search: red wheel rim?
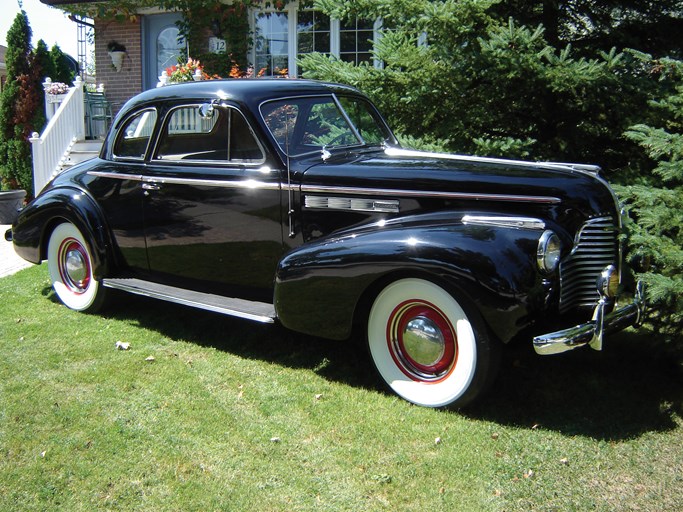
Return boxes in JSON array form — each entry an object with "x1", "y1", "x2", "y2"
[
  {"x1": 57, "y1": 237, "x2": 91, "y2": 294},
  {"x1": 386, "y1": 299, "x2": 458, "y2": 382}
]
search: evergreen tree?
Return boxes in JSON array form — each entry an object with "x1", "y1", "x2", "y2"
[
  {"x1": 491, "y1": 0, "x2": 683, "y2": 58},
  {"x1": 32, "y1": 40, "x2": 52, "y2": 133},
  {"x1": 0, "y1": 10, "x2": 34, "y2": 192},
  {"x1": 301, "y1": 0, "x2": 655, "y2": 175},
  {"x1": 615, "y1": 58, "x2": 683, "y2": 345},
  {"x1": 50, "y1": 44, "x2": 76, "y2": 85},
  {"x1": 34, "y1": 40, "x2": 55, "y2": 83}
]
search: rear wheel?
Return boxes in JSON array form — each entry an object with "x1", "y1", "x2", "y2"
[
  {"x1": 47, "y1": 222, "x2": 107, "y2": 312},
  {"x1": 367, "y1": 278, "x2": 498, "y2": 408}
]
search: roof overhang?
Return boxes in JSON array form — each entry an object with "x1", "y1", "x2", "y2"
[{"x1": 40, "y1": 1, "x2": 97, "y2": 5}]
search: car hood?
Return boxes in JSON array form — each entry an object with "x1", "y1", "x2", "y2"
[{"x1": 298, "y1": 146, "x2": 619, "y2": 232}]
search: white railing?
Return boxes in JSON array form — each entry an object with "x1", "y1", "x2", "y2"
[{"x1": 30, "y1": 76, "x2": 85, "y2": 196}]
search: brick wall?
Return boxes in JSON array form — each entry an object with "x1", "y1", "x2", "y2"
[{"x1": 94, "y1": 18, "x2": 143, "y2": 115}]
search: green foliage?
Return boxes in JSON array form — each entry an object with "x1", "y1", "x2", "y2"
[
  {"x1": 615, "y1": 59, "x2": 683, "y2": 344},
  {"x1": 0, "y1": 11, "x2": 36, "y2": 192},
  {"x1": 33, "y1": 40, "x2": 55, "y2": 84},
  {"x1": 31, "y1": 40, "x2": 51, "y2": 133},
  {"x1": 50, "y1": 44, "x2": 76, "y2": 85},
  {"x1": 491, "y1": 1, "x2": 683, "y2": 58},
  {"x1": 301, "y1": 2, "x2": 655, "y2": 173}
]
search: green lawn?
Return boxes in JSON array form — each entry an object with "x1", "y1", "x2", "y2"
[{"x1": 1, "y1": 265, "x2": 681, "y2": 511}]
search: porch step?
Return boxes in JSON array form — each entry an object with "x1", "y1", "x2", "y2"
[
  {"x1": 61, "y1": 140, "x2": 103, "y2": 169},
  {"x1": 102, "y1": 277, "x2": 276, "y2": 323}
]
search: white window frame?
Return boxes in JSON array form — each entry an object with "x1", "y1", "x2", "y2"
[{"x1": 249, "y1": 3, "x2": 382, "y2": 77}]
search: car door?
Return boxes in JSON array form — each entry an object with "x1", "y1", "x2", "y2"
[
  {"x1": 142, "y1": 102, "x2": 284, "y2": 299},
  {"x1": 89, "y1": 107, "x2": 158, "y2": 273}
]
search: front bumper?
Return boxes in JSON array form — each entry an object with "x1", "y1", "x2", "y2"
[{"x1": 533, "y1": 282, "x2": 645, "y2": 355}]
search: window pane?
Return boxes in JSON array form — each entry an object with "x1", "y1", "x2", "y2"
[
  {"x1": 297, "y1": 10, "x2": 330, "y2": 60},
  {"x1": 339, "y1": 17, "x2": 374, "y2": 65},
  {"x1": 254, "y1": 12, "x2": 289, "y2": 75},
  {"x1": 155, "y1": 106, "x2": 263, "y2": 163},
  {"x1": 261, "y1": 103, "x2": 299, "y2": 148},
  {"x1": 229, "y1": 111, "x2": 264, "y2": 162},
  {"x1": 340, "y1": 32, "x2": 356, "y2": 53},
  {"x1": 261, "y1": 97, "x2": 384, "y2": 156},
  {"x1": 337, "y1": 96, "x2": 389, "y2": 144},
  {"x1": 157, "y1": 27, "x2": 185, "y2": 77},
  {"x1": 114, "y1": 109, "x2": 157, "y2": 159}
]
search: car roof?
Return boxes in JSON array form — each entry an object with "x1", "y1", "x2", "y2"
[{"x1": 117, "y1": 79, "x2": 362, "y2": 119}]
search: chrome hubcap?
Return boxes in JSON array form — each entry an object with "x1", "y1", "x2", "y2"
[
  {"x1": 65, "y1": 249, "x2": 87, "y2": 286},
  {"x1": 402, "y1": 316, "x2": 446, "y2": 367},
  {"x1": 58, "y1": 238, "x2": 90, "y2": 293},
  {"x1": 388, "y1": 300, "x2": 457, "y2": 382}
]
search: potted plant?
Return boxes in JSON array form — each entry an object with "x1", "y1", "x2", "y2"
[
  {"x1": 107, "y1": 41, "x2": 127, "y2": 72},
  {"x1": 0, "y1": 182, "x2": 26, "y2": 224}
]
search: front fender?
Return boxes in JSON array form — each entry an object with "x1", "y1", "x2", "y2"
[
  {"x1": 12, "y1": 186, "x2": 112, "y2": 278},
  {"x1": 275, "y1": 217, "x2": 549, "y2": 342}
]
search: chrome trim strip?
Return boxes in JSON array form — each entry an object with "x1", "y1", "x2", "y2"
[
  {"x1": 385, "y1": 146, "x2": 582, "y2": 173},
  {"x1": 89, "y1": 173, "x2": 558, "y2": 203},
  {"x1": 304, "y1": 195, "x2": 399, "y2": 213},
  {"x1": 87, "y1": 171, "x2": 280, "y2": 190},
  {"x1": 301, "y1": 184, "x2": 560, "y2": 204},
  {"x1": 462, "y1": 215, "x2": 545, "y2": 230},
  {"x1": 87, "y1": 171, "x2": 143, "y2": 181},
  {"x1": 141, "y1": 175, "x2": 280, "y2": 191}
]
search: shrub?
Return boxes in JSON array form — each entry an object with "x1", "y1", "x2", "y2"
[{"x1": 615, "y1": 58, "x2": 683, "y2": 345}]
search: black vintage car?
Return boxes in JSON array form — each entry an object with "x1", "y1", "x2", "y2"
[{"x1": 7, "y1": 79, "x2": 645, "y2": 408}]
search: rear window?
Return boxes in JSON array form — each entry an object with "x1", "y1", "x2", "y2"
[{"x1": 113, "y1": 109, "x2": 157, "y2": 160}]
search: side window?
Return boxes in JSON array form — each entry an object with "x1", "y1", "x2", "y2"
[
  {"x1": 113, "y1": 109, "x2": 157, "y2": 159},
  {"x1": 262, "y1": 103, "x2": 299, "y2": 148},
  {"x1": 155, "y1": 105, "x2": 264, "y2": 164},
  {"x1": 302, "y1": 102, "x2": 357, "y2": 146},
  {"x1": 337, "y1": 96, "x2": 385, "y2": 144}
]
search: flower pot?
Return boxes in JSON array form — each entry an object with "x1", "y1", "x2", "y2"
[
  {"x1": 0, "y1": 190, "x2": 27, "y2": 224},
  {"x1": 47, "y1": 93, "x2": 67, "y2": 104},
  {"x1": 109, "y1": 51, "x2": 126, "y2": 72}
]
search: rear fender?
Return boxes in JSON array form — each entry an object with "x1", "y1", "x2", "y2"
[
  {"x1": 275, "y1": 217, "x2": 548, "y2": 342},
  {"x1": 12, "y1": 187, "x2": 113, "y2": 278}
]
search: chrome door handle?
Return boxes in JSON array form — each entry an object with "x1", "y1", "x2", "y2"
[{"x1": 142, "y1": 182, "x2": 161, "y2": 191}]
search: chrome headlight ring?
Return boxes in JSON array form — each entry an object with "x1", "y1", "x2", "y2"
[{"x1": 537, "y1": 230, "x2": 561, "y2": 274}]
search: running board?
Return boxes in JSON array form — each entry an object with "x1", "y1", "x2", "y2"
[{"x1": 102, "y1": 278, "x2": 276, "y2": 323}]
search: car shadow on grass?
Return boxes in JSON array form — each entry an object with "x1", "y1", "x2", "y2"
[
  {"x1": 466, "y1": 331, "x2": 682, "y2": 441},
  {"x1": 46, "y1": 287, "x2": 681, "y2": 442}
]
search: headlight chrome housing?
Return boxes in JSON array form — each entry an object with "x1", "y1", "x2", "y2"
[{"x1": 537, "y1": 230, "x2": 561, "y2": 274}]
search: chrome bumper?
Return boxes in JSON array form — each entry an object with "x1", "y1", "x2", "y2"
[{"x1": 533, "y1": 282, "x2": 645, "y2": 355}]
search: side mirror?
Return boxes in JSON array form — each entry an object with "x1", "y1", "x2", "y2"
[{"x1": 198, "y1": 103, "x2": 214, "y2": 119}]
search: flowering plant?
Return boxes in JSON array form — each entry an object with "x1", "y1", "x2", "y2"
[
  {"x1": 228, "y1": 64, "x2": 289, "y2": 79},
  {"x1": 166, "y1": 58, "x2": 218, "y2": 82},
  {"x1": 45, "y1": 82, "x2": 70, "y2": 95}
]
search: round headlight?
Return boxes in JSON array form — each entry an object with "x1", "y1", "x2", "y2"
[
  {"x1": 537, "y1": 231, "x2": 561, "y2": 274},
  {"x1": 597, "y1": 264, "x2": 619, "y2": 298}
]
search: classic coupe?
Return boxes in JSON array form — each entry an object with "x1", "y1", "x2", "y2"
[{"x1": 7, "y1": 79, "x2": 645, "y2": 408}]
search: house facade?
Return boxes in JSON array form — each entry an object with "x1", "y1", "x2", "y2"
[{"x1": 43, "y1": 1, "x2": 381, "y2": 114}]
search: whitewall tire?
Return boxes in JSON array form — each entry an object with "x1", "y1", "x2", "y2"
[
  {"x1": 367, "y1": 278, "x2": 498, "y2": 408},
  {"x1": 47, "y1": 222, "x2": 107, "y2": 312}
]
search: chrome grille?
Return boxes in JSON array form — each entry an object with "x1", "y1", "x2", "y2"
[{"x1": 559, "y1": 216, "x2": 619, "y2": 312}]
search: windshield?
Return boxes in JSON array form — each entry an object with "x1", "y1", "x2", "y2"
[{"x1": 260, "y1": 95, "x2": 395, "y2": 157}]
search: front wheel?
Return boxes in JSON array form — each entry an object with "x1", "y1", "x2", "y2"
[
  {"x1": 47, "y1": 222, "x2": 107, "y2": 312},
  {"x1": 367, "y1": 278, "x2": 499, "y2": 408}
]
